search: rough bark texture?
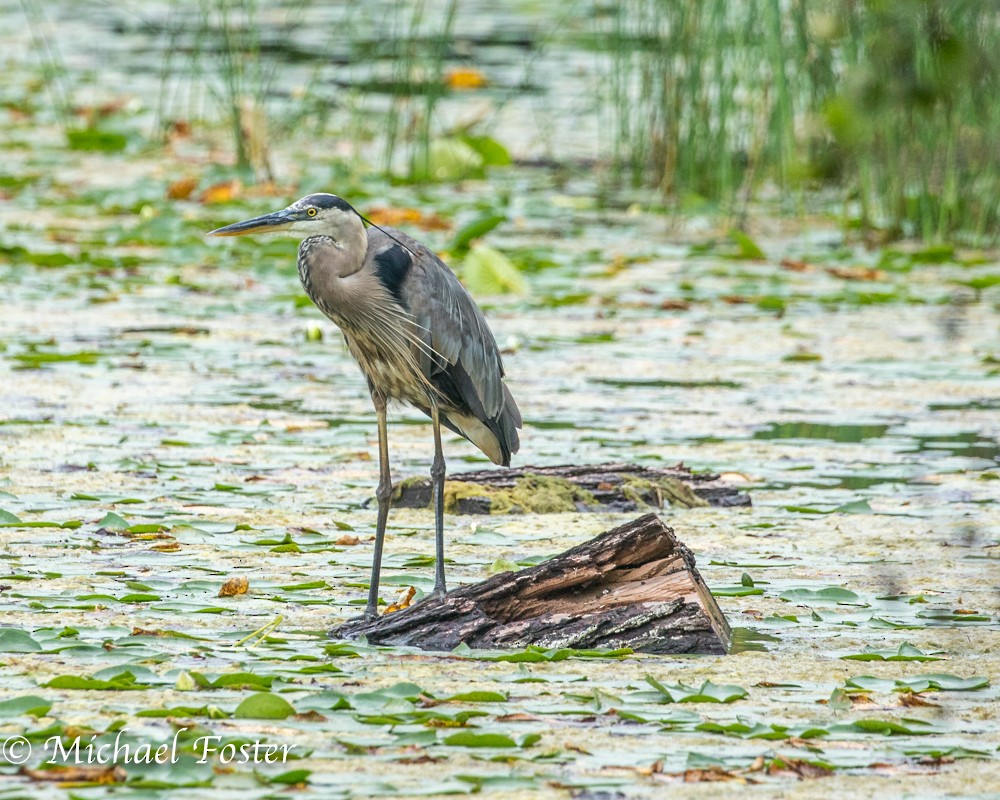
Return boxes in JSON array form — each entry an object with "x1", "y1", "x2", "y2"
[
  {"x1": 391, "y1": 462, "x2": 750, "y2": 515},
  {"x1": 332, "y1": 513, "x2": 731, "y2": 655}
]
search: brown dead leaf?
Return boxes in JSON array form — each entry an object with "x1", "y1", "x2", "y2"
[
  {"x1": 898, "y1": 692, "x2": 939, "y2": 707},
  {"x1": 784, "y1": 737, "x2": 815, "y2": 748},
  {"x1": 660, "y1": 299, "x2": 691, "y2": 311},
  {"x1": 151, "y1": 542, "x2": 181, "y2": 553},
  {"x1": 200, "y1": 180, "x2": 242, "y2": 205},
  {"x1": 773, "y1": 759, "x2": 833, "y2": 779},
  {"x1": 335, "y1": 534, "x2": 360, "y2": 546},
  {"x1": 780, "y1": 258, "x2": 813, "y2": 272},
  {"x1": 293, "y1": 710, "x2": 328, "y2": 722},
  {"x1": 167, "y1": 119, "x2": 192, "y2": 140},
  {"x1": 682, "y1": 766, "x2": 748, "y2": 783},
  {"x1": 917, "y1": 755, "x2": 955, "y2": 767},
  {"x1": 366, "y1": 207, "x2": 450, "y2": 231},
  {"x1": 384, "y1": 585, "x2": 416, "y2": 614},
  {"x1": 425, "y1": 717, "x2": 466, "y2": 728},
  {"x1": 721, "y1": 295, "x2": 749, "y2": 304},
  {"x1": 398, "y1": 754, "x2": 443, "y2": 765},
  {"x1": 495, "y1": 712, "x2": 543, "y2": 723},
  {"x1": 817, "y1": 691, "x2": 875, "y2": 706},
  {"x1": 445, "y1": 68, "x2": 488, "y2": 90},
  {"x1": 131, "y1": 627, "x2": 164, "y2": 637},
  {"x1": 167, "y1": 177, "x2": 198, "y2": 201},
  {"x1": 218, "y1": 576, "x2": 249, "y2": 597},
  {"x1": 717, "y1": 471, "x2": 751, "y2": 483},
  {"x1": 751, "y1": 756, "x2": 833, "y2": 779},
  {"x1": 826, "y1": 266, "x2": 886, "y2": 281},
  {"x1": 244, "y1": 181, "x2": 290, "y2": 198},
  {"x1": 22, "y1": 765, "x2": 127, "y2": 785}
]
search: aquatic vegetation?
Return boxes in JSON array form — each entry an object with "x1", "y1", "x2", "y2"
[{"x1": 1, "y1": 1, "x2": 999, "y2": 796}]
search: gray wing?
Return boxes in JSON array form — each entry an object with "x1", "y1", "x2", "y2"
[{"x1": 365, "y1": 226, "x2": 522, "y2": 462}]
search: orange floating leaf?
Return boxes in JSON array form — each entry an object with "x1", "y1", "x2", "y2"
[
  {"x1": 384, "y1": 585, "x2": 416, "y2": 614},
  {"x1": 826, "y1": 266, "x2": 886, "y2": 281},
  {"x1": 218, "y1": 576, "x2": 249, "y2": 597},
  {"x1": 22, "y1": 765, "x2": 127, "y2": 785},
  {"x1": 366, "y1": 206, "x2": 451, "y2": 231},
  {"x1": 446, "y1": 68, "x2": 488, "y2": 90},
  {"x1": 199, "y1": 180, "x2": 242, "y2": 205},
  {"x1": 167, "y1": 177, "x2": 198, "y2": 200}
]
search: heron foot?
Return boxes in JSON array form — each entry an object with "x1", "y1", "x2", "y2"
[{"x1": 428, "y1": 585, "x2": 448, "y2": 601}]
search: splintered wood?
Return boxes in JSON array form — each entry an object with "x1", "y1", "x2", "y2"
[{"x1": 332, "y1": 513, "x2": 731, "y2": 655}]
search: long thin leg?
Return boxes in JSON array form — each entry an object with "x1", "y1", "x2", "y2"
[
  {"x1": 365, "y1": 392, "x2": 391, "y2": 619},
  {"x1": 429, "y1": 400, "x2": 447, "y2": 597}
]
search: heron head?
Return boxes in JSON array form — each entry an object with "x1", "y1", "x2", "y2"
[{"x1": 208, "y1": 193, "x2": 362, "y2": 239}]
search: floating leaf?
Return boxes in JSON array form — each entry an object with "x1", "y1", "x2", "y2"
[
  {"x1": 450, "y1": 214, "x2": 505, "y2": 253},
  {"x1": 462, "y1": 244, "x2": 528, "y2": 295},
  {"x1": 835, "y1": 718, "x2": 937, "y2": 736},
  {"x1": 711, "y1": 585, "x2": 764, "y2": 597},
  {"x1": 446, "y1": 68, "x2": 488, "y2": 90},
  {"x1": 66, "y1": 127, "x2": 128, "y2": 152},
  {"x1": 0, "y1": 628, "x2": 43, "y2": 653},
  {"x1": 45, "y1": 670, "x2": 152, "y2": 690},
  {"x1": 191, "y1": 672, "x2": 274, "y2": 690},
  {"x1": 234, "y1": 692, "x2": 295, "y2": 720},
  {"x1": 848, "y1": 674, "x2": 988, "y2": 692},
  {"x1": 841, "y1": 643, "x2": 944, "y2": 662},
  {"x1": 726, "y1": 230, "x2": 766, "y2": 259},
  {"x1": 645, "y1": 677, "x2": 748, "y2": 703},
  {"x1": 413, "y1": 138, "x2": 482, "y2": 182},
  {"x1": 120, "y1": 593, "x2": 161, "y2": 603},
  {"x1": 474, "y1": 645, "x2": 633, "y2": 663},
  {"x1": 443, "y1": 731, "x2": 535, "y2": 748},
  {"x1": 96, "y1": 512, "x2": 130, "y2": 531},
  {"x1": 444, "y1": 691, "x2": 508, "y2": 703},
  {"x1": 276, "y1": 580, "x2": 329, "y2": 592},
  {"x1": 779, "y1": 587, "x2": 864, "y2": 605},
  {"x1": 460, "y1": 135, "x2": 511, "y2": 167},
  {"x1": 266, "y1": 769, "x2": 312, "y2": 785},
  {"x1": 218, "y1": 576, "x2": 250, "y2": 597},
  {"x1": 0, "y1": 695, "x2": 52, "y2": 718}
]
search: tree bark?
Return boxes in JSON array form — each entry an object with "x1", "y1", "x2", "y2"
[
  {"x1": 332, "y1": 513, "x2": 731, "y2": 655},
  {"x1": 391, "y1": 462, "x2": 750, "y2": 515}
]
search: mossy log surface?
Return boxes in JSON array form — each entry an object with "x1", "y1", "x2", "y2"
[
  {"x1": 391, "y1": 462, "x2": 750, "y2": 515},
  {"x1": 332, "y1": 513, "x2": 731, "y2": 655}
]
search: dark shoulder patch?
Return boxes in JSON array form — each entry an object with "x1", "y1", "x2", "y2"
[
  {"x1": 304, "y1": 193, "x2": 355, "y2": 213},
  {"x1": 373, "y1": 245, "x2": 412, "y2": 307}
]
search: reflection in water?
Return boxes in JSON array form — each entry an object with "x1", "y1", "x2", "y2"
[
  {"x1": 728, "y1": 627, "x2": 779, "y2": 654},
  {"x1": 753, "y1": 422, "x2": 890, "y2": 443}
]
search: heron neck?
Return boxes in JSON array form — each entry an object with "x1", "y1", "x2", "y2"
[{"x1": 338, "y1": 220, "x2": 368, "y2": 275}]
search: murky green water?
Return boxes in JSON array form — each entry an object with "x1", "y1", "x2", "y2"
[{"x1": 1, "y1": 3, "x2": 1000, "y2": 798}]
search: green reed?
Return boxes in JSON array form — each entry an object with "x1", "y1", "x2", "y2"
[{"x1": 604, "y1": 0, "x2": 1000, "y2": 241}]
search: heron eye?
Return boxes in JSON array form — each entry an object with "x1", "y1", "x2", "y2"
[{"x1": 307, "y1": 208, "x2": 318, "y2": 217}]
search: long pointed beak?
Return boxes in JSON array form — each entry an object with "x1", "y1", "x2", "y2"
[{"x1": 208, "y1": 209, "x2": 295, "y2": 237}]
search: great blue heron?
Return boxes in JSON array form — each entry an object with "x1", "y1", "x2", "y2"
[{"x1": 209, "y1": 193, "x2": 522, "y2": 619}]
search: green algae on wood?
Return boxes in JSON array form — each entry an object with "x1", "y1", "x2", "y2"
[
  {"x1": 394, "y1": 473, "x2": 595, "y2": 515},
  {"x1": 391, "y1": 464, "x2": 734, "y2": 514}
]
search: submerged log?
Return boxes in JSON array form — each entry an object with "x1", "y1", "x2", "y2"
[
  {"x1": 332, "y1": 513, "x2": 731, "y2": 655},
  {"x1": 391, "y1": 462, "x2": 750, "y2": 515}
]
